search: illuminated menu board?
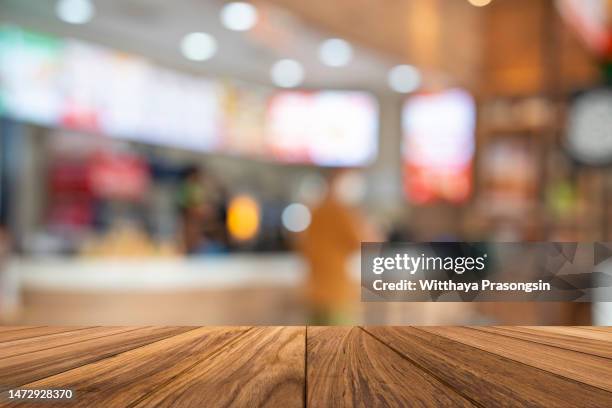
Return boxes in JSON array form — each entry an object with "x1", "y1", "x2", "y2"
[
  {"x1": 0, "y1": 27, "x2": 222, "y2": 151},
  {"x1": 0, "y1": 29, "x2": 64, "y2": 125},
  {"x1": 402, "y1": 89, "x2": 475, "y2": 204},
  {"x1": 0, "y1": 27, "x2": 379, "y2": 167},
  {"x1": 265, "y1": 91, "x2": 378, "y2": 166}
]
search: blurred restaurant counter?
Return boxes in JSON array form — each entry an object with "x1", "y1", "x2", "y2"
[
  {"x1": 1, "y1": 253, "x2": 607, "y2": 326},
  {"x1": 1, "y1": 253, "x2": 478, "y2": 327},
  {"x1": 0, "y1": 254, "x2": 308, "y2": 325}
]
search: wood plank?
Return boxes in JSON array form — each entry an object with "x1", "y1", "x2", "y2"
[
  {"x1": 132, "y1": 327, "x2": 305, "y2": 408},
  {"x1": 0, "y1": 327, "x2": 38, "y2": 333},
  {"x1": 0, "y1": 327, "x2": 139, "y2": 359},
  {"x1": 581, "y1": 327, "x2": 612, "y2": 334},
  {"x1": 0, "y1": 327, "x2": 92, "y2": 343},
  {"x1": 307, "y1": 327, "x2": 475, "y2": 407},
  {"x1": 1, "y1": 326, "x2": 610, "y2": 407},
  {"x1": 0, "y1": 326, "x2": 194, "y2": 390},
  {"x1": 516, "y1": 326, "x2": 612, "y2": 342},
  {"x1": 8, "y1": 327, "x2": 252, "y2": 407},
  {"x1": 473, "y1": 326, "x2": 612, "y2": 359},
  {"x1": 365, "y1": 326, "x2": 612, "y2": 407},
  {"x1": 422, "y1": 326, "x2": 612, "y2": 392}
]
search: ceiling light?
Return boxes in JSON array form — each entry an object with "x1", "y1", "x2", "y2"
[
  {"x1": 467, "y1": 0, "x2": 493, "y2": 7},
  {"x1": 388, "y1": 65, "x2": 421, "y2": 93},
  {"x1": 270, "y1": 59, "x2": 304, "y2": 88},
  {"x1": 56, "y1": 0, "x2": 95, "y2": 25},
  {"x1": 221, "y1": 2, "x2": 258, "y2": 31},
  {"x1": 319, "y1": 38, "x2": 353, "y2": 67},
  {"x1": 181, "y1": 32, "x2": 217, "y2": 61}
]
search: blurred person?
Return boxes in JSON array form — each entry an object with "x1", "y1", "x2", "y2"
[
  {"x1": 298, "y1": 169, "x2": 377, "y2": 324},
  {"x1": 177, "y1": 166, "x2": 227, "y2": 255}
]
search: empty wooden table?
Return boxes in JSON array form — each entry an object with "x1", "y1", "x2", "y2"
[{"x1": 0, "y1": 326, "x2": 610, "y2": 407}]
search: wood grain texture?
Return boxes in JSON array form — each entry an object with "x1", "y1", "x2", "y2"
[
  {"x1": 0, "y1": 326, "x2": 194, "y2": 390},
  {"x1": 473, "y1": 326, "x2": 612, "y2": 359},
  {"x1": 0, "y1": 326, "x2": 610, "y2": 408},
  {"x1": 506, "y1": 326, "x2": 612, "y2": 342},
  {"x1": 421, "y1": 326, "x2": 612, "y2": 392},
  {"x1": 581, "y1": 327, "x2": 612, "y2": 334},
  {"x1": 11, "y1": 327, "x2": 251, "y2": 407},
  {"x1": 307, "y1": 327, "x2": 475, "y2": 407},
  {"x1": 365, "y1": 326, "x2": 612, "y2": 407},
  {"x1": 0, "y1": 328, "x2": 37, "y2": 333},
  {"x1": 0, "y1": 328, "x2": 92, "y2": 343},
  {"x1": 0, "y1": 327, "x2": 139, "y2": 359},
  {"x1": 133, "y1": 326, "x2": 305, "y2": 408}
]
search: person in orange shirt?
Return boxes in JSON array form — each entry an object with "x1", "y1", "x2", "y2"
[{"x1": 298, "y1": 170, "x2": 372, "y2": 324}]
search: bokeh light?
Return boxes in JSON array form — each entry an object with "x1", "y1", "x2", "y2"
[
  {"x1": 467, "y1": 0, "x2": 493, "y2": 7},
  {"x1": 227, "y1": 195, "x2": 260, "y2": 241},
  {"x1": 319, "y1": 38, "x2": 353, "y2": 67},
  {"x1": 181, "y1": 32, "x2": 218, "y2": 61},
  {"x1": 270, "y1": 59, "x2": 305, "y2": 88},
  {"x1": 281, "y1": 203, "x2": 312, "y2": 232},
  {"x1": 220, "y1": 2, "x2": 258, "y2": 31},
  {"x1": 388, "y1": 65, "x2": 421, "y2": 93},
  {"x1": 56, "y1": 0, "x2": 95, "y2": 25}
]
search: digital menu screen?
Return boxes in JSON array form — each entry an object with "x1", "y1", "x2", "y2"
[
  {"x1": 0, "y1": 27, "x2": 222, "y2": 151},
  {"x1": 265, "y1": 91, "x2": 378, "y2": 166},
  {"x1": 0, "y1": 27, "x2": 379, "y2": 167},
  {"x1": 0, "y1": 28, "x2": 64, "y2": 126},
  {"x1": 402, "y1": 89, "x2": 475, "y2": 204}
]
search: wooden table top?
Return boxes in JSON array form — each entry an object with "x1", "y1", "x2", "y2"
[{"x1": 0, "y1": 326, "x2": 611, "y2": 407}]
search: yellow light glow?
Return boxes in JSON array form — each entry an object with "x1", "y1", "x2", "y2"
[
  {"x1": 227, "y1": 195, "x2": 260, "y2": 241},
  {"x1": 468, "y1": 0, "x2": 492, "y2": 7}
]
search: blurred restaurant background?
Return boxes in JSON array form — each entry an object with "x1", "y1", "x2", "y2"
[{"x1": 0, "y1": 0, "x2": 612, "y2": 325}]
